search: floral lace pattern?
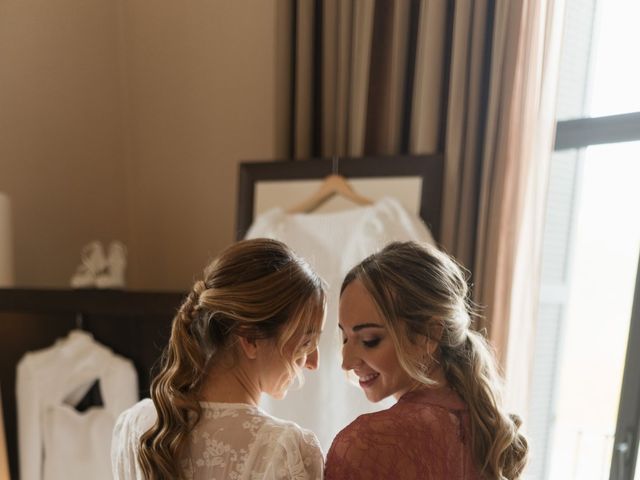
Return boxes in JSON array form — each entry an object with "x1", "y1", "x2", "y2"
[
  {"x1": 324, "y1": 388, "x2": 481, "y2": 480},
  {"x1": 112, "y1": 399, "x2": 323, "y2": 480}
]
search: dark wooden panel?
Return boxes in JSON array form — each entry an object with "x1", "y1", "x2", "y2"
[{"x1": 0, "y1": 288, "x2": 184, "y2": 479}]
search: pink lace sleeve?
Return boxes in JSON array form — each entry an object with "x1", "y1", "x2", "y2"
[
  {"x1": 324, "y1": 398, "x2": 479, "y2": 480},
  {"x1": 324, "y1": 424, "x2": 365, "y2": 479},
  {"x1": 325, "y1": 414, "x2": 427, "y2": 480},
  {"x1": 324, "y1": 424, "x2": 369, "y2": 480}
]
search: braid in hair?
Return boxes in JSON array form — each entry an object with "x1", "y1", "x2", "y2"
[
  {"x1": 138, "y1": 280, "x2": 212, "y2": 479},
  {"x1": 441, "y1": 328, "x2": 528, "y2": 479},
  {"x1": 138, "y1": 239, "x2": 326, "y2": 479}
]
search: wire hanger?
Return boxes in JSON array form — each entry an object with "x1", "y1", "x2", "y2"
[
  {"x1": 286, "y1": 156, "x2": 372, "y2": 213},
  {"x1": 286, "y1": 10, "x2": 372, "y2": 214}
]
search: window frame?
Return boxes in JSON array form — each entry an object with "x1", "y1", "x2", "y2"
[
  {"x1": 553, "y1": 111, "x2": 640, "y2": 480},
  {"x1": 554, "y1": 112, "x2": 640, "y2": 150}
]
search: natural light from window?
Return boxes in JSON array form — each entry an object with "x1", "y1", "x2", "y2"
[
  {"x1": 588, "y1": 0, "x2": 640, "y2": 117},
  {"x1": 547, "y1": 142, "x2": 640, "y2": 479}
]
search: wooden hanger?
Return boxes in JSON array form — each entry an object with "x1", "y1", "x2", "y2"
[
  {"x1": 287, "y1": 33, "x2": 374, "y2": 215},
  {"x1": 286, "y1": 25, "x2": 376, "y2": 215},
  {"x1": 286, "y1": 173, "x2": 373, "y2": 213}
]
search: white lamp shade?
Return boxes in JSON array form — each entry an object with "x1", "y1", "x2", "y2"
[{"x1": 0, "y1": 193, "x2": 14, "y2": 287}]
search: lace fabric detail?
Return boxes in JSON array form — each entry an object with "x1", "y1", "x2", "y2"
[
  {"x1": 324, "y1": 389, "x2": 481, "y2": 480},
  {"x1": 112, "y1": 399, "x2": 323, "y2": 480}
]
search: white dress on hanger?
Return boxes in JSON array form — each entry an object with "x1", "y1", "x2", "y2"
[
  {"x1": 112, "y1": 398, "x2": 323, "y2": 480},
  {"x1": 245, "y1": 196, "x2": 436, "y2": 451},
  {"x1": 16, "y1": 330, "x2": 138, "y2": 480}
]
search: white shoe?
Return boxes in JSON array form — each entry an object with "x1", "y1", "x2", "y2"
[
  {"x1": 70, "y1": 241, "x2": 108, "y2": 288},
  {"x1": 95, "y1": 241, "x2": 127, "y2": 289}
]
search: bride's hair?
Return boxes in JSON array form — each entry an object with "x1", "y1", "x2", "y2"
[{"x1": 139, "y1": 238, "x2": 326, "y2": 479}]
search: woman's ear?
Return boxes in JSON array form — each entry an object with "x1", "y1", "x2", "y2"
[
  {"x1": 413, "y1": 324, "x2": 441, "y2": 358},
  {"x1": 414, "y1": 333, "x2": 439, "y2": 356},
  {"x1": 425, "y1": 322, "x2": 443, "y2": 356},
  {"x1": 237, "y1": 336, "x2": 259, "y2": 360},
  {"x1": 426, "y1": 337, "x2": 439, "y2": 357}
]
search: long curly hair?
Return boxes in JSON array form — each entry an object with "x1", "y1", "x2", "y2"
[
  {"x1": 138, "y1": 238, "x2": 326, "y2": 479},
  {"x1": 341, "y1": 241, "x2": 528, "y2": 479}
]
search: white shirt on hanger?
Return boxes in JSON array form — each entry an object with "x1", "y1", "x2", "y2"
[
  {"x1": 112, "y1": 398, "x2": 324, "y2": 480},
  {"x1": 245, "y1": 196, "x2": 436, "y2": 451},
  {"x1": 16, "y1": 330, "x2": 138, "y2": 480}
]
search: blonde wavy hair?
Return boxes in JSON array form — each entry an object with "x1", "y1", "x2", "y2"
[
  {"x1": 341, "y1": 241, "x2": 528, "y2": 480},
  {"x1": 138, "y1": 238, "x2": 326, "y2": 479}
]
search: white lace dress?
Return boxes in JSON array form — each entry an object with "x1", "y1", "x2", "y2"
[{"x1": 111, "y1": 399, "x2": 323, "y2": 480}]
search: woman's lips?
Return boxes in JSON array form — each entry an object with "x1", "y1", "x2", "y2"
[{"x1": 358, "y1": 372, "x2": 380, "y2": 388}]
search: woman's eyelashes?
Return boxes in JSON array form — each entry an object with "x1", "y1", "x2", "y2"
[
  {"x1": 362, "y1": 337, "x2": 381, "y2": 348},
  {"x1": 342, "y1": 336, "x2": 382, "y2": 348}
]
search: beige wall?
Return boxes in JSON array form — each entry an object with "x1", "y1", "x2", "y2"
[
  {"x1": 121, "y1": 0, "x2": 290, "y2": 290},
  {"x1": 0, "y1": 0, "x2": 290, "y2": 290},
  {"x1": 0, "y1": 0, "x2": 128, "y2": 287}
]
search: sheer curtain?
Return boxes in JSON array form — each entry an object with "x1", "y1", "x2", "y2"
[
  {"x1": 472, "y1": 0, "x2": 565, "y2": 413},
  {"x1": 288, "y1": 0, "x2": 566, "y2": 416}
]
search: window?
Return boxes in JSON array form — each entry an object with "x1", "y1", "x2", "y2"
[{"x1": 527, "y1": 1, "x2": 640, "y2": 479}]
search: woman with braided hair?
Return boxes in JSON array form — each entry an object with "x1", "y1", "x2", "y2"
[
  {"x1": 325, "y1": 241, "x2": 528, "y2": 480},
  {"x1": 112, "y1": 238, "x2": 327, "y2": 479}
]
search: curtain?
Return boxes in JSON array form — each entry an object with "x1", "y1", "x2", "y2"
[
  {"x1": 474, "y1": 0, "x2": 566, "y2": 412},
  {"x1": 289, "y1": 0, "x2": 565, "y2": 415},
  {"x1": 291, "y1": 0, "x2": 448, "y2": 159}
]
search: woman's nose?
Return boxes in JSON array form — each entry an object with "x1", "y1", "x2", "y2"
[
  {"x1": 304, "y1": 347, "x2": 319, "y2": 370},
  {"x1": 341, "y1": 343, "x2": 359, "y2": 371}
]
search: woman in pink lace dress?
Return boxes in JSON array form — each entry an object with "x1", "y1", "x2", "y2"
[{"x1": 325, "y1": 242, "x2": 528, "y2": 480}]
